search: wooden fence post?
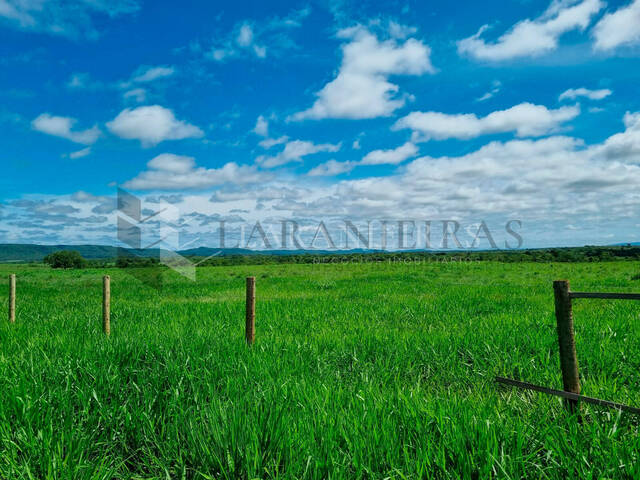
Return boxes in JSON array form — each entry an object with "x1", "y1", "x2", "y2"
[
  {"x1": 553, "y1": 280, "x2": 580, "y2": 413},
  {"x1": 245, "y1": 276, "x2": 255, "y2": 345},
  {"x1": 103, "y1": 276, "x2": 111, "y2": 336},
  {"x1": 8, "y1": 274, "x2": 15, "y2": 323}
]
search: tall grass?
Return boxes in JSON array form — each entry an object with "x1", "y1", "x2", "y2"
[{"x1": 0, "y1": 261, "x2": 639, "y2": 478}]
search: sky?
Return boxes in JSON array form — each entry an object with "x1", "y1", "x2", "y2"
[{"x1": 1, "y1": 0, "x2": 640, "y2": 251}]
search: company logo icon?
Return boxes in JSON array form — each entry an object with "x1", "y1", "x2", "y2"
[{"x1": 116, "y1": 188, "x2": 220, "y2": 287}]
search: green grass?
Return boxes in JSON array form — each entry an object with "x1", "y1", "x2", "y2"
[{"x1": 0, "y1": 261, "x2": 640, "y2": 479}]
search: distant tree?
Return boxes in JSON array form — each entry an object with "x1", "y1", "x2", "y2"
[
  {"x1": 115, "y1": 256, "x2": 160, "y2": 268},
  {"x1": 43, "y1": 250, "x2": 87, "y2": 269}
]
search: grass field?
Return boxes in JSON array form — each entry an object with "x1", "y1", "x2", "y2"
[{"x1": 1, "y1": 261, "x2": 640, "y2": 479}]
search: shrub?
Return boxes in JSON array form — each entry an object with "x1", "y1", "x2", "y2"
[
  {"x1": 43, "y1": 250, "x2": 88, "y2": 269},
  {"x1": 115, "y1": 256, "x2": 160, "y2": 268}
]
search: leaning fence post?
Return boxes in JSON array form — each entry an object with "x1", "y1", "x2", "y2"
[
  {"x1": 553, "y1": 280, "x2": 580, "y2": 413},
  {"x1": 245, "y1": 276, "x2": 255, "y2": 345},
  {"x1": 8, "y1": 274, "x2": 15, "y2": 323},
  {"x1": 103, "y1": 276, "x2": 111, "y2": 336}
]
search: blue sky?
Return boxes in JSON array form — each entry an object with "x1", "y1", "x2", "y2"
[{"x1": 1, "y1": 0, "x2": 640, "y2": 250}]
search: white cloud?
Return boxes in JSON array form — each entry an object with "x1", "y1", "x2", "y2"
[
  {"x1": 106, "y1": 105, "x2": 204, "y2": 147},
  {"x1": 68, "y1": 147, "x2": 91, "y2": 159},
  {"x1": 67, "y1": 65, "x2": 173, "y2": 96},
  {"x1": 394, "y1": 103, "x2": 580, "y2": 141},
  {"x1": 147, "y1": 153, "x2": 196, "y2": 173},
  {"x1": 237, "y1": 23, "x2": 254, "y2": 47},
  {"x1": 124, "y1": 154, "x2": 267, "y2": 190},
  {"x1": 66, "y1": 73, "x2": 99, "y2": 89},
  {"x1": 253, "y1": 115, "x2": 269, "y2": 136},
  {"x1": 0, "y1": 0, "x2": 140, "y2": 38},
  {"x1": 387, "y1": 20, "x2": 417, "y2": 39},
  {"x1": 207, "y1": 16, "x2": 290, "y2": 62},
  {"x1": 592, "y1": 0, "x2": 640, "y2": 51},
  {"x1": 32, "y1": 114, "x2": 101, "y2": 144},
  {"x1": 256, "y1": 140, "x2": 341, "y2": 168},
  {"x1": 66, "y1": 74, "x2": 84, "y2": 88},
  {"x1": 292, "y1": 26, "x2": 435, "y2": 120},
  {"x1": 457, "y1": 0, "x2": 604, "y2": 61},
  {"x1": 559, "y1": 87, "x2": 612, "y2": 101},
  {"x1": 117, "y1": 65, "x2": 176, "y2": 92},
  {"x1": 123, "y1": 88, "x2": 147, "y2": 103},
  {"x1": 594, "y1": 111, "x2": 640, "y2": 162},
  {"x1": 13, "y1": 113, "x2": 640, "y2": 247},
  {"x1": 476, "y1": 80, "x2": 502, "y2": 102},
  {"x1": 259, "y1": 135, "x2": 289, "y2": 149},
  {"x1": 360, "y1": 142, "x2": 418, "y2": 165},
  {"x1": 308, "y1": 159, "x2": 355, "y2": 176},
  {"x1": 131, "y1": 65, "x2": 175, "y2": 83},
  {"x1": 207, "y1": 13, "x2": 305, "y2": 62},
  {"x1": 210, "y1": 49, "x2": 229, "y2": 61},
  {"x1": 235, "y1": 23, "x2": 267, "y2": 58},
  {"x1": 0, "y1": 0, "x2": 34, "y2": 26}
]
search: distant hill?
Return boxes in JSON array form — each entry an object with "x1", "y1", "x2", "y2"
[
  {"x1": 4, "y1": 242, "x2": 640, "y2": 264},
  {"x1": 0, "y1": 244, "x2": 378, "y2": 263},
  {"x1": 0, "y1": 244, "x2": 161, "y2": 263},
  {"x1": 178, "y1": 247, "x2": 377, "y2": 257}
]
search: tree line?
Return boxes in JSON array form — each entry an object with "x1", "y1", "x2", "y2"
[{"x1": 38, "y1": 244, "x2": 640, "y2": 269}]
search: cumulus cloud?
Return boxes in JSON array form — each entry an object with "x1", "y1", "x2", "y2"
[
  {"x1": 292, "y1": 25, "x2": 435, "y2": 120},
  {"x1": 256, "y1": 140, "x2": 341, "y2": 168},
  {"x1": 212, "y1": 22, "x2": 266, "y2": 60},
  {"x1": 457, "y1": 0, "x2": 604, "y2": 61},
  {"x1": 123, "y1": 88, "x2": 147, "y2": 103},
  {"x1": 117, "y1": 65, "x2": 175, "y2": 98},
  {"x1": 559, "y1": 87, "x2": 612, "y2": 101},
  {"x1": 68, "y1": 147, "x2": 91, "y2": 159},
  {"x1": 592, "y1": 0, "x2": 640, "y2": 51},
  {"x1": 0, "y1": 0, "x2": 140, "y2": 38},
  {"x1": 253, "y1": 115, "x2": 269, "y2": 136},
  {"x1": 308, "y1": 160, "x2": 355, "y2": 176},
  {"x1": 394, "y1": 135, "x2": 638, "y2": 215},
  {"x1": 306, "y1": 141, "x2": 419, "y2": 176},
  {"x1": 394, "y1": 103, "x2": 580, "y2": 141},
  {"x1": 387, "y1": 20, "x2": 417, "y2": 39},
  {"x1": 124, "y1": 153, "x2": 268, "y2": 190},
  {"x1": 6, "y1": 197, "x2": 111, "y2": 231},
  {"x1": 207, "y1": 8, "x2": 310, "y2": 62},
  {"x1": 360, "y1": 142, "x2": 419, "y2": 165},
  {"x1": 259, "y1": 136, "x2": 289, "y2": 149},
  {"x1": 66, "y1": 73, "x2": 103, "y2": 90},
  {"x1": 32, "y1": 114, "x2": 101, "y2": 144},
  {"x1": 130, "y1": 65, "x2": 175, "y2": 83},
  {"x1": 68, "y1": 191, "x2": 116, "y2": 214},
  {"x1": 307, "y1": 124, "x2": 640, "y2": 227},
  {"x1": 9, "y1": 113, "x2": 640, "y2": 247},
  {"x1": 106, "y1": 105, "x2": 204, "y2": 147},
  {"x1": 594, "y1": 111, "x2": 640, "y2": 162}
]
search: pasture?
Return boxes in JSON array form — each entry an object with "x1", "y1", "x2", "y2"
[{"x1": 0, "y1": 261, "x2": 639, "y2": 479}]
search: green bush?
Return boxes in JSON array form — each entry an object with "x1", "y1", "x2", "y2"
[
  {"x1": 43, "y1": 250, "x2": 88, "y2": 269},
  {"x1": 115, "y1": 255, "x2": 160, "y2": 268}
]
